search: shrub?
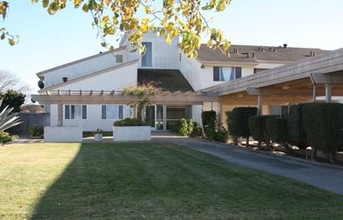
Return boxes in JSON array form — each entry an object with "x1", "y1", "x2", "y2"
[
  {"x1": 201, "y1": 111, "x2": 217, "y2": 140},
  {"x1": 201, "y1": 111, "x2": 216, "y2": 128},
  {"x1": 227, "y1": 107, "x2": 257, "y2": 146},
  {"x1": 190, "y1": 122, "x2": 203, "y2": 137},
  {"x1": 288, "y1": 104, "x2": 308, "y2": 149},
  {"x1": 28, "y1": 124, "x2": 44, "y2": 138},
  {"x1": 249, "y1": 115, "x2": 275, "y2": 150},
  {"x1": 179, "y1": 118, "x2": 194, "y2": 136},
  {"x1": 113, "y1": 118, "x2": 148, "y2": 126},
  {"x1": 266, "y1": 117, "x2": 289, "y2": 146},
  {"x1": 0, "y1": 131, "x2": 12, "y2": 143},
  {"x1": 302, "y1": 103, "x2": 343, "y2": 162},
  {"x1": 215, "y1": 126, "x2": 229, "y2": 143}
]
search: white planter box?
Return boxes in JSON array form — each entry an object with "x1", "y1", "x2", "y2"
[
  {"x1": 94, "y1": 133, "x2": 103, "y2": 142},
  {"x1": 44, "y1": 126, "x2": 83, "y2": 143},
  {"x1": 113, "y1": 126, "x2": 151, "y2": 142}
]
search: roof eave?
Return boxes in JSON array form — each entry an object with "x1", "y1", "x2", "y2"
[{"x1": 36, "y1": 46, "x2": 127, "y2": 77}]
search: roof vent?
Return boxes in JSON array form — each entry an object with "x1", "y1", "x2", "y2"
[
  {"x1": 283, "y1": 43, "x2": 288, "y2": 48},
  {"x1": 62, "y1": 77, "x2": 68, "y2": 82}
]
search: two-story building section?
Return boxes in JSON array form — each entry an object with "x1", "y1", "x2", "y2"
[{"x1": 33, "y1": 32, "x2": 329, "y2": 132}]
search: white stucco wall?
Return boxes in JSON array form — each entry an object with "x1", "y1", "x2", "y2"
[
  {"x1": 50, "y1": 104, "x2": 58, "y2": 126},
  {"x1": 137, "y1": 32, "x2": 179, "y2": 69},
  {"x1": 56, "y1": 61, "x2": 138, "y2": 91},
  {"x1": 62, "y1": 105, "x2": 132, "y2": 131},
  {"x1": 192, "y1": 105, "x2": 203, "y2": 126},
  {"x1": 42, "y1": 49, "x2": 127, "y2": 88},
  {"x1": 179, "y1": 51, "x2": 255, "y2": 91}
]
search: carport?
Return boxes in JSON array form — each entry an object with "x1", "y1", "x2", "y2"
[{"x1": 202, "y1": 48, "x2": 343, "y2": 120}]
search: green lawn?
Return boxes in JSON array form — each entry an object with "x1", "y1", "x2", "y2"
[{"x1": 1, "y1": 143, "x2": 343, "y2": 219}]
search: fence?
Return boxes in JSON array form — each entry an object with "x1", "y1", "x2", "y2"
[{"x1": 10, "y1": 113, "x2": 50, "y2": 135}]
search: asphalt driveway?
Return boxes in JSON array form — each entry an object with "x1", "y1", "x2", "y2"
[{"x1": 153, "y1": 135, "x2": 343, "y2": 196}]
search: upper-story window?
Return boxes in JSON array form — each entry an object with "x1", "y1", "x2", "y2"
[
  {"x1": 65, "y1": 105, "x2": 87, "y2": 119},
  {"x1": 213, "y1": 67, "x2": 242, "y2": 81},
  {"x1": 141, "y1": 42, "x2": 152, "y2": 67}
]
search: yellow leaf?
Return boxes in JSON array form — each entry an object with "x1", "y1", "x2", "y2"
[
  {"x1": 74, "y1": 0, "x2": 83, "y2": 7},
  {"x1": 166, "y1": 22, "x2": 174, "y2": 32},
  {"x1": 104, "y1": 0, "x2": 111, "y2": 7},
  {"x1": 165, "y1": 33, "x2": 172, "y2": 45}
]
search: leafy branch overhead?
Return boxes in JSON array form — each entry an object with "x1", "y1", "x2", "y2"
[
  {"x1": 0, "y1": 0, "x2": 231, "y2": 57},
  {"x1": 0, "y1": 1, "x2": 18, "y2": 46}
]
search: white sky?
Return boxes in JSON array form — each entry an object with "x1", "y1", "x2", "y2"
[{"x1": 1, "y1": 0, "x2": 342, "y2": 97}]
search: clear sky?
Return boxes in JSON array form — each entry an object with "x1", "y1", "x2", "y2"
[{"x1": 1, "y1": 0, "x2": 343, "y2": 98}]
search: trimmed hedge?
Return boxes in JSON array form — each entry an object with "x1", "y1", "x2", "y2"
[
  {"x1": 288, "y1": 104, "x2": 308, "y2": 149},
  {"x1": 201, "y1": 111, "x2": 217, "y2": 140},
  {"x1": 302, "y1": 103, "x2": 343, "y2": 158},
  {"x1": 227, "y1": 107, "x2": 257, "y2": 146},
  {"x1": 266, "y1": 117, "x2": 289, "y2": 146},
  {"x1": 249, "y1": 115, "x2": 275, "y2": 149},
  {"x1": 113, "y1": 118, "x2": 147, "y2": 126}
]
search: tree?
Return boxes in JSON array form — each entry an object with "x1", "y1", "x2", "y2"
[
  {"x1": 123, "y1": 82, "x2": 160, "y2": 122},
  {"x1": 0, "y1": 71, "x2": 30, "y2": 93},
  {"x1": 0, "y1": 0, "x2": 231, "y2": 57},
  {"x1": 0, "y1": 89, "x2": 26, "y2": 113}
]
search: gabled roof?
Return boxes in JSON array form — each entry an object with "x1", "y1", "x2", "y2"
[
  {"x1": 36, "y1": 46, "x2": 126, "y2": 77},
  {"x1": 138, "y1": 69, "x2": 194, "y2": 92},
  {"x1": 40, "y1": 59, "x2": 139, "y2": 91},
  {"x1": 197, "y1": 44, "x2": 330, "y2": 65}
]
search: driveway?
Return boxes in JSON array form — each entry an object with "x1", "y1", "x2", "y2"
[{"x1": 153, "y1": 135, "x2": 343, "y2": 196}]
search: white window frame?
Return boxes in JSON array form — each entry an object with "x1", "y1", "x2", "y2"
[
  {"x1": 213, "y1": 67, "x2": 242, "y2": 82},
  {"x1": 102, "y1": 105, "x2": 124, "y2": 120},
  {"x1": 65, "y1": 105, "x2": 87, "y2": 119}
]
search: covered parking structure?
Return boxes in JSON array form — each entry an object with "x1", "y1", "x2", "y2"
[{"x1": 201, "y1": 48, "x2": 343, "y2": 122}]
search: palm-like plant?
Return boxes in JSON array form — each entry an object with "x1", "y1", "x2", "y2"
[{"x1": 0, "y1": 99, "x2": 21, "y2": 132}]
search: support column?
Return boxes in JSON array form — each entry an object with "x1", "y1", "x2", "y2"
[
  {"x1": 325, "y1": 84, "x2": 332, "y2": 103},
  {"x1": 57, "y1": 103, "x2": 63, "y2": 126},
  {"x1": 162, "y1": 105, "x2": 167, "y2": 131},
  {"x1": 257, "y1": 95, "x2": 263, "y2": 115},
  {"x1": 312, "y1": 84, "x2": 317, "y2": 103}
]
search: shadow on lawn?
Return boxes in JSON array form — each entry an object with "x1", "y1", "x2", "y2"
[{"x1": 30, "y1": 143, "x2": 128, "y2": 219}]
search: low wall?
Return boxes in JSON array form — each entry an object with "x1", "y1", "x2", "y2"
[
  {"x1": 113, "y1": 126, "x2": 151, "y2": 142},
  {"x1": 44, "y1": 126, "x2": 83, "y2": 143}
]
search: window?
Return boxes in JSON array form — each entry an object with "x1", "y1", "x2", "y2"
[
  {"x1": 65, "y1": 105, "x2": 87, "y2": 119},
  {"x1": 213, "y1": 67, "x2": 242, "y2": 81},
  {"x1": 141, "y1": 42, "x2": 152, "y2": 67},
  {"x1": 116, "y1": 55, "x2": 123, "y2": 63},
  {"x1": 270, "y1": 106, "x2": 289, "y2": 117},
  {"x1": 102, "y1": 105, "x2": 124, "y2": 119}
]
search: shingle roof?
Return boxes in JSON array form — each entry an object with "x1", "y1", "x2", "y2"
[
  {"x1": 197, "y1": 44, "x2": 330, "y2": 64},
  {"x1": 138, "y1": 69, "x2": 194, "y2": 92}
]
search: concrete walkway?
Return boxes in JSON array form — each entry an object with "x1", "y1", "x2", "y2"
[{"x1": 153, "y1": 135, "x2": 343, "y2": 196}]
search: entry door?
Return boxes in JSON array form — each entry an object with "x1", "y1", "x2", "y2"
[{"x1": 145, "y1": 105, "x2": 156, "y2": 130}]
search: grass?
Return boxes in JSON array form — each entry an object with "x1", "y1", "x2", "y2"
[{"x1": 1, "y1": 142, "x2": 343, "y2": 219}]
